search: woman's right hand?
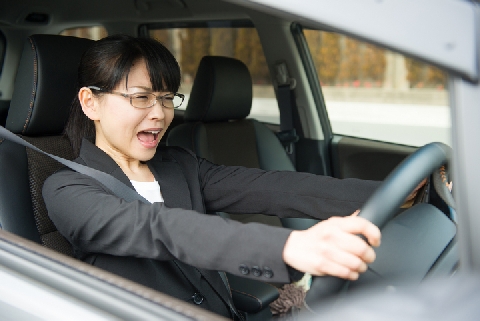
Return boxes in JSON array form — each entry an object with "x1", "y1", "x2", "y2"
[{"x1": 282, "y1": 214, "x2": 381, "y2": 281}]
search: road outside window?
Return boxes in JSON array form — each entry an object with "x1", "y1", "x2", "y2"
[{"x1": 304, "y1": 29, "x2": 450, "y2": 147}]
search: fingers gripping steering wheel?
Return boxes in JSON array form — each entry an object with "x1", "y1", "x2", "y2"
[
  {"x1": 305, "y1": 142, "x2": 452, "y2": 307},
  {"x1": 432, "y1": 164, "x2": 455, "y2": 209}
]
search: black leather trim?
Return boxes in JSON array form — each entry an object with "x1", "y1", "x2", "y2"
[
  {"x1": 227, "y1": 273, "x2": 279, "y2": 314},
  {"x1": 0, "y1": 140, "x2": 41, "y2": 243},
  {"x1": 7, "y1": 35, "x2": 93, "y2": 136}
]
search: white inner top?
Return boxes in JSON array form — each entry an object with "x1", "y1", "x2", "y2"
[{"x1": 130, "y1": 179, "x2": 164, "y2": 204}]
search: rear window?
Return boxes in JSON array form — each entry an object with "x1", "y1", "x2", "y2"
[
  {"x1": 60, "y1": 26, "x2": 108, "y2": 40},
  {"x1": 145, "y1": 21, "x2": 280, "y2": 124}
]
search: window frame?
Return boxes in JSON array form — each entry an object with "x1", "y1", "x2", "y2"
[{"x1": 291, "y1": 23, "x2": 334, "y2": 143}]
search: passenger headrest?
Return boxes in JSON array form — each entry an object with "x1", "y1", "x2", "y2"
[
  {"x1": 6, "y1": 35, "x2": 94, "y2": 136},
  {"x1": 184, "y1": 56, "x2": 252, "y2": 123}
]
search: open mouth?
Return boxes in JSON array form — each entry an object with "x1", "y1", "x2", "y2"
[{"x1": 137, "y1": 130, "x2": 161, "y2": 148}]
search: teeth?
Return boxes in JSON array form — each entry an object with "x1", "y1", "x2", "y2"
[{"x1": 145, "y1": 131, "x2": 160, "y2": 134}]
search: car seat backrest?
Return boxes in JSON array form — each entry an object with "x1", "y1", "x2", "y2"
[
  {"x1": 167, "y1": 56, "x2": 295, "y2": 227},
  {"x1": 168, "y1": 56, "x2": 295, "y2": 171},
  {"x1": 0, "y1": 35, "x2": 93, "y2": 256}
]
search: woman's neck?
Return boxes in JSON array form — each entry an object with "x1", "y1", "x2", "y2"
[
  {"x1": 96, "y1": 143, "x2": 155, "y2": 182},
  {"x1": 121, "y1": 162, "x2": 155, "y2": 182}
]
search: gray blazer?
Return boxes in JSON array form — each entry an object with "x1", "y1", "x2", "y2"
[{"x1": 43, "y1": 139, "x2": 379, "y2": 317}]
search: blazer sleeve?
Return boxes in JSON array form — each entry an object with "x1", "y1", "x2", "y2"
[
  {"x1": 197, "y1": 158, "x2": 381, "y2": 219},
  {"x1": 43, "y1": 169, "x2": 293, "y2": 282}
]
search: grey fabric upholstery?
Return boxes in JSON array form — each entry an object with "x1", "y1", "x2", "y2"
[
  {"x1": 0, "y1": 35, "x2": 93, "y2": 255},
  {"x1": 7, "y1": 35, "x2": 93, "y2": 135},
  {"x1": 167, "y1": 56, "x2": 295, "y2": 227}
]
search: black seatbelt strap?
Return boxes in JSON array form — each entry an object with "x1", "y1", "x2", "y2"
[
  {"x1": 172, "y1": 261, "x2": 244, "y2": 321},
  {"x1": 0, "y1": 125, "x2": 243, "y2": 320},
  {"x1": 219, "y1": 272, "x2": 244, "y2": 321},
  {"x1": 275, "y1": 62, "x2": 299, "y2": 165}
]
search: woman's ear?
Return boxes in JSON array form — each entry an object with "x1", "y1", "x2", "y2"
[{"x1": 78, "y1": 87, "x2": 100, "y2": 120}]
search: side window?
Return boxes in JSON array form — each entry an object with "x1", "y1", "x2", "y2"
[
  {"x1": 60, "y1": 26, "x2": 108, "y2": 40},
  {"x1": 147, "y1": 24, "x2": 279, "y2": 124},
  {"x1": 303, "y1": 29, "x2": 450, "y2": 147}
]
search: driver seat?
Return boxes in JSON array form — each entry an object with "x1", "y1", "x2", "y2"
[
  {"x1": 0, "y1": 34, "x2": 94, "y2": 255},
  {"x1": 0, "y1": 35, "x2": 281, "y2": 318}
]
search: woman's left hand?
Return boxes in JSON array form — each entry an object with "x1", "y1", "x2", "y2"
[{"x1": 402, "y1": 178, "x2": 427, "y2": 208}]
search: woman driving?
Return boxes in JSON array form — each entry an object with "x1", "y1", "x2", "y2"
[{"x1": 43, "y1": 34, "x2": 389, "y2": 319}]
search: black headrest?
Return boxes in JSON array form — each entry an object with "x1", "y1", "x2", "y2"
[
  {"x1": 184, "y1": 56, "x2": 252, "y2": 123},
  {"x1": 6, "y1": 35, "x2": 94, "y2": 136}
]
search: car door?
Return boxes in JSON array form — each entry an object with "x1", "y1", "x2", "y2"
[{"x1": 296, "y1": 27, "x2": 450, "y2": 182}]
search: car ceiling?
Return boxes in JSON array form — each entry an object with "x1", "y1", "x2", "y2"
[
  {"x1": 0, "y1": 0, "x2": 282, "y2": 101},
  {"x1": 0, "y1": 0, "x2": 255, "y2": 29}
]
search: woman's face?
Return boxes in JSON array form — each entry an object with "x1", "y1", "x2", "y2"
[{"x1": 90, "y1": 59, "x2": 175, "y2": 163}]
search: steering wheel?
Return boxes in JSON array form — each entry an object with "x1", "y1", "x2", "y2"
[{"x1": 305, "y1": 142, "x2": 452, "y2": 307}]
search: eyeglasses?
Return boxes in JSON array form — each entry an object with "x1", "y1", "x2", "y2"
[{"x1": 87, "y1": 86, "x2": 184, "y2": 109}]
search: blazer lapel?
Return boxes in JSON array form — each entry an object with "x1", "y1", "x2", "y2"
[{"x1": 148, "y1": 154, "x2": 193, "y2": 210}]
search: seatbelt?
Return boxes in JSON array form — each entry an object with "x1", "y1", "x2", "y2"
[
  {"x1": 0, "y1": 126, "x2": 149, "y2": 204},
  {"x1": 0, "y1": 125, "x2": 243, "y2": 320},
  {"x1": 274, "y1": 62, "x2": 299, "y2": 165}
]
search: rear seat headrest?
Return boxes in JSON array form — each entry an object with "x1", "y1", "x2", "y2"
[
  {"x1": 184, "y1": 56, "x2": 253, "y2": 123},
  {"x1": 6, "y1": 35, "x2": 94, "y2": 136}
]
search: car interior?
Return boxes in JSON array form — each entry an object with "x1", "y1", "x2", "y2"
[
  {"x1": 0, "y1": 33, "x2": 287, "y2": 320},
  {"x1": 0, "y1": 0, "x2": 460, "y2": 319}
]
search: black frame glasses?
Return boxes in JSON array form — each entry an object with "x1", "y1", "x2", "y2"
[{"x1": 87, "y1": 86, "x2": 185, "y2": 109}]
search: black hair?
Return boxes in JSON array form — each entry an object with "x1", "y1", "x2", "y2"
[{"x1": 64, "y1": 34, "x2": 181, "y2": 157}]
